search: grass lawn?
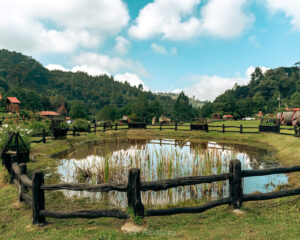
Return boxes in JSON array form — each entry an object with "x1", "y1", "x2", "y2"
[{"x1": 0, "y1": 121, "x2": 300, "y2": 239}]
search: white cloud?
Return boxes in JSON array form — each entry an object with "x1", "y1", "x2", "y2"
[
  {"x1": 201, "y1": 0, "x2": 254, "y2": 38},
  {"x1": 129, "y1": 0, "x2": 254, "y2": 40},
  {"x1": 114, "y1": 73, "x2": 149, "y2": 90},
  {"x1": 151, "y1": 43, "x2": 168, "y2": 54},
  {"x1": 179, "y1": 66, "x2": 269, "y2": 101},
  {"x1": 115, "y1": 36, "x2": 130, "y2": 55},
  {"x1": 248, "y1": 35, "x2": 260, "y2": 47},
  {"x1": 246, "y1": 66, "x2": 269, "y2": 78},
  {"x1": 0, "y1": 0, "x2": 129, "y2": 54},
  {"x1": 266, "y1": 0, "x2": 300, "y2": 31},
  {"x1": 182, "y1": 74, "x2": 249, "y2": 101},
  {"x1": 151, "y1": 43, "x2": 177, "y2": 55},
  {"x1": 71, "y1": 52, "x2": 148, "y2": 77},
  {"x1": 46, "y1": 64, "x2": 68, "y2": 72}
]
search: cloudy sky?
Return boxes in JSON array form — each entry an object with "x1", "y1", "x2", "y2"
[{"x1": 1, "y1": 0, "x2": 300, "y2": 100}]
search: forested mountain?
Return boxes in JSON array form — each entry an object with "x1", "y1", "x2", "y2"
[
  {"x1": 0, "y1": 49, "x2": 198, "y2": 122},
  {"x1": 200, "y1": 67, "x2": 300, "y2": 118}
]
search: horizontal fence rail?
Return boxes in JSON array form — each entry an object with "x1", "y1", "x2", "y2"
[{"x1": 4, "y1": 146, "x2": 300, "y2": 225}]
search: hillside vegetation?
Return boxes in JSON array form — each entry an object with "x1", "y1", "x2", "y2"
[
  {"x1": 0, "y1": 49, "x2": 198, "y2": 122},
  {"x1": 201, "y1": 67, "x2": 300, "y2": 118}
]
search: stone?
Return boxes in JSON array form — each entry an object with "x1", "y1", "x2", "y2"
[
  {"x1": 232, "y1": 209, "x2": 245, "y2": 216},
  {"x1": 121, "y1": 222, "x2": 146, "y2": 233}
]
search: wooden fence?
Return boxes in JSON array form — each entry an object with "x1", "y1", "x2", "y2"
[
  {"x1": 28, "y1": 121, "x2": 300, "y2": 145},
  {"x1": 4, "y1": 151, "x2": 300, "y2": 224}
]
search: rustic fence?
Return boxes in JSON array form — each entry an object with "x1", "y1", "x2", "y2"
[{"x1": 4, "y1": 151, "x2": 300, "y2": 224}]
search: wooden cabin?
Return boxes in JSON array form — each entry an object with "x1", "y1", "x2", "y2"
[
  {"x1": 5, "y1": 97, "x2": 20, "y2": 113},
  {"x1": 38, "y1": 111, "x2": 60, "y2": 119},
  {"x1": 57, "y1": 102, "x2": 68, "y2": 116}
]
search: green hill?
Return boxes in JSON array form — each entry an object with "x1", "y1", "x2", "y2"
[{"x1": 0, "y1": 49, "x2": 198, "y2": 122}]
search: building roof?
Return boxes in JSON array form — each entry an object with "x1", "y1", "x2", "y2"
[
  {"x1": 6, "y1": 97, "x2": 20, "y2": 104},
  {"x1": 38, "y1": 111, "x2": 60, "y2": 116},
  {"x1": 286, "y1": 108, "x2": 300, "y2": 111},
  {"x1": 223, "y1": 114, "x2": 233, "y2": 118}
]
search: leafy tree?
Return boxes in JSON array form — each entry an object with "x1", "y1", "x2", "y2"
[
  {"x1": 174, "y1": 91, "x2": 194, "y2": 121},
  {"x1": 70, "y1": 101, "x2": 88, "y2": 119}
]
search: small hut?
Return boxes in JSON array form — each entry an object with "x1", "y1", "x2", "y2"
[
  {"x1": 57, "y1": 102, "x2": 68, "y2": 116},
  {"x1": 223, "y1": 114, "x2": 233, "y2": 120},
  {"x1": 38, "y1": 111, "x2": 60, "y2": 120},
  {"x1": 159, "y1": 115, "x2": 171, "y2": 124},
  {"x1": 5, "y1": 97, "x2": 20, "y2": 113}
]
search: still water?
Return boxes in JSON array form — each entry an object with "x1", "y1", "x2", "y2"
[{"x1": 56, "y1": 138, "x2": 288, "y2": 208}]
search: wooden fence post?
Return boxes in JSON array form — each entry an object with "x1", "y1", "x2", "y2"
[
  {"x1": 160, "y1": 122, "x2": 162, "y2": 131},
  {"x1": 115, "y1": 123, "x2": 118, "y2": 131},
  {"x1": 94, "y1": 123, "x2": 97, "y2": 133},
  {"x1": 103, "y1": 123, "x2": 106, "y2": 132},
  {"x1": 222, "y1": 124, "x2": 225, "y2": 133},
  {"x1": 32, "y1": 171, "x2": 45, "y2": 224},
  {"x1": 229, "y1": 160, "x2": 243, "y2": 209},
  {"x1": 175, "y1": 122, "x2": 177, "y2": 131},
  {"x1": 240, "y1": 125, "x2": 243, "y2": 134},
  {"x1": 73, "y1": 126, "x2": 76, "y2": 136},
  {"x1": 87, "y1": 125, "x2": 90, "y2": 133},
  {"x1": 127, "y1": 168, "x2": 144, "y2": 217},
  {"x1": 18, "y1": 163, "x2": 27, "y2": 202},
  {"x1": 42, "y1": 129, "x2": 46, "y2": 143},
  {"x1": 10, "y1": 155, "x2": 18, "y2": 184}
]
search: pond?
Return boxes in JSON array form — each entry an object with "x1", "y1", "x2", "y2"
[{"x1": 56, "y1": 138, "x2": 288, "y2": 208}]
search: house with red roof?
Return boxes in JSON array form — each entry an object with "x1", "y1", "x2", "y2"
[
  {"x1": 38, "y1": 111, "x2": 60, "y2": 119},
  {"x1": 223, "y1": 114, "x2": 233, "y2": 120},
  {"x1": 5, "y1": 97, "x2": 20, "y2": 113}
]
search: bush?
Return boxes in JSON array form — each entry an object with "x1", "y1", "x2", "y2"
[
  {"x1": 73, "y1": 119, "x2": 90, "y2": 132},
  {"x1": 29, "y1": 121, "x2": 50, "y2": 134}
]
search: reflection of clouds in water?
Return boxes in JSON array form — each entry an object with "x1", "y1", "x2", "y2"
[{"x1": 57, "y1": 139, "x2": 288, "y2": 208}]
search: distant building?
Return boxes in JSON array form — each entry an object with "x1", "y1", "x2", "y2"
[
  {"x1": 212, "y1": 113, "x2": 220, "y2": 119},
  {"x1": 5, "y1": 97, "x2": 20, "y2": 113},
  {"x1": 57, "y1": 102, "x2": 68, "y2": 116},
  {"x1": 223, "y1": 114, "x2": 233, "y2": 120},
  {"x1": 38, "y1": 111, "x2": 60, "y2": 119}
]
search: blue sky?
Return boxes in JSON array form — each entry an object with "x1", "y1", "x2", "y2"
[{"x1": 0, "y1": 0, "x2": 300, "y2": 100}]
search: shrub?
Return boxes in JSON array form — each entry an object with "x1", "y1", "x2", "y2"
[{"x1": 73, "y1": 119, "x2": 90, "y2": 132}]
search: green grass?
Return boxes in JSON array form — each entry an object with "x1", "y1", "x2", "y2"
[{"x1": 0, "y1": 121, "x2": 300, "y2": 239}]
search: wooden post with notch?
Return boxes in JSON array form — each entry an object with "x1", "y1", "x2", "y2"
[
  {"x1": 222, "y1": 124, "x2": 225, "y2": 133},
  {"x1": 94, "y1": 123, "x2": 97, "y2": 133},
  {"x1": 229, "y1": 160, "x2": 243, "y2": 209},
  {"x1": 127, "y1": 168, "x2": 144, "y2": 217},
  {"x1": 32, "y1": 171, "x2": 45, "y2": 224},
  {"x1": 115, "y1": 123, "x2": 118, "y2": 131},
  {"x1": 240, "y1": 124, "x2": 243, "y2": 134}
]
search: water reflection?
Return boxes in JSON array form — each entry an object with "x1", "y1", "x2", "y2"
[{"x1": 56, "y1": 139, "x2": 288, "y2": 208}]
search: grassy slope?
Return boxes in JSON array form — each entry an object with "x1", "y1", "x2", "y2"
[{"x1": 0, "y1": 121, "x2": 300, "y2": 240}]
